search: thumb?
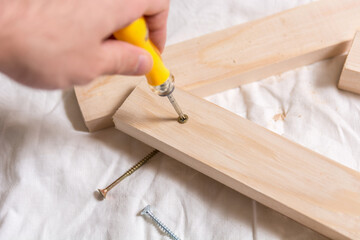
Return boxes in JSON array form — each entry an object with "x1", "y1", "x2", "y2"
[{"x1": 99, "y1": 40, "x2": 153, "y2": 75}]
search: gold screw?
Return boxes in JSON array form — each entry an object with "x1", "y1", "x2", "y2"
[
  {"x1": 98, "y1": 149, "x2": 159, "y2": 198},
  {"x1": 177, "y1": 114, "x2": 189, "y2": 124}
]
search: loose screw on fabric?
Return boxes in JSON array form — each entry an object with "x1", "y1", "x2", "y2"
[
  {"x1": 141, "y1": 205, "x2": 181, "y2": 240},
  {"x1": 98, "y1": 149, "x2": 159, "y2": 198}
]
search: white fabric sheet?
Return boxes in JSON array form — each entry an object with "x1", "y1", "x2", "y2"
[{"x1": 1, "y1": 0, "x2": 359, "y2": 239}]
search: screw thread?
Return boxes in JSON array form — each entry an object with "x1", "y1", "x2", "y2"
[
  {"x1": 125, "y1": 149, "x2": 159, "y2": 176},
  {"x1": 104, "y1": 149, "x2": 159, "y2": 192},
  {"x1": 145, "y1": 210, "x2": 181, "y2": 240}
]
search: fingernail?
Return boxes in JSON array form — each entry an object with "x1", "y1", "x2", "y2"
[{"x1": 135, "y1": 54, "x2": 152, "y2": 75}]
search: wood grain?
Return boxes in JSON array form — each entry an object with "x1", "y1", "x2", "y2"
[
  {"x1": 338, "y1": 32, "x2": 360, "y2": 94},
  {"x1": 114, "y1": 81, "x2": 360, "y2": 240},
  {"x1": 76, "y1": 0, "x2": 360, "y2": 131}
]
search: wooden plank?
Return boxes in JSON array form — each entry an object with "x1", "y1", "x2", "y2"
[
  {"x1": 113, "y1": 80, "x2": 360, "y2": 240},
  {"x1": 74, "y1": 75, "x2": 143, "y2": 131},
  {"x1": 338, "y1": 32, "x2": 360, "y2": 94},
  {"x1": 76, "y1": 0, "x2": 360, "y2": 132}
]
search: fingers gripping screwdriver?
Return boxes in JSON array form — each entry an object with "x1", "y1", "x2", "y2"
[{"x1": 114, "y1": 17, "x2": 188, "y2": 124}]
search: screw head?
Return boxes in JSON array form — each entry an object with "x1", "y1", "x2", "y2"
[
  {"x1": 177, "y1": 114, "x2": 189, "y2": 124},
  {"x1": 141, "y1": 205, "x2": 151, "y2": 216},
  {"x1": 98, "y1": 189, "x2": 108, "y2": 199}
]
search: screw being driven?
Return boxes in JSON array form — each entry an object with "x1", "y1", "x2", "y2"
[
  {"x1": 167, "y1": 93, "x2": 188, "y2": 124},
  {"x1": 141, "y1": 205, "x2": 181, "y2": 240},
  {"x1": 98, "y1": 150, "x2": 159, "y2": 198}
]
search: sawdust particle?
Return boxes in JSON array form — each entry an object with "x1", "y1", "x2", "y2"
[{"x1": 273, "y1": 112, "x2": 286, "y2": 121}]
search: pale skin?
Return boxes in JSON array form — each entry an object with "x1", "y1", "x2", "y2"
[{"x1": 0, "y1": 0, "x2": 169, "y2": 89}]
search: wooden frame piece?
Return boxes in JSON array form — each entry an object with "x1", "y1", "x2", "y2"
[
  {"x1": 338, "y1": 31, "x2": 360, "y2": 94},
  {"x1": 75, "y1": 0, "x2": 360, "y2": 132},
  {"x1": 114, "y1": 81, "x2": 360, "y2": 240}
]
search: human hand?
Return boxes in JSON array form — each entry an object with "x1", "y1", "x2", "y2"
[{"x1": 0, "y1": 0, "x2": 169, "y2": 89}]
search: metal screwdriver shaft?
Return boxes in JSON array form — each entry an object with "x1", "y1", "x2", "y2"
[
  {"x1": 167, "y1": 93, "x2": 188, "y2": 124},
  {"x1": 141, "y1": 205, "x2": 181, "y2": 240},
  {"x1": 98, "y1": 149, "x2": 159, "y2": 198}
]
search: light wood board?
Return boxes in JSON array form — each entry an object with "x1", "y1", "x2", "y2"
[
  {"x1": 75, "y1": 0, "x2": 360, "y2": 132},
  {"x1": 338, "y1": 31, "x2": 360, "y2": 94},
  {"x1": 113, "y1": 81, "x2": 360, "y2": 240}
]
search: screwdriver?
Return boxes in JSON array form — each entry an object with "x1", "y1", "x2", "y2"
[{"x1": 114, "y1": 17, "x2": 188, "y2": 124}]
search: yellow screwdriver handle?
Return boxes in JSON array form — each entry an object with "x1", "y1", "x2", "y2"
[{"x1": 113, "y1": 17, "x2": 170, "y2": 87}]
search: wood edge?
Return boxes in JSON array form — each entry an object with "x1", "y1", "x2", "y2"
[
  {"x1": 338, "y1": 32, "x2": 360, "y2": 94},
  {"x1": 341, "y1": 31, "x2": 360, "y2": 70},
  {"x1": 74, "y1": 79, "x2": 141, "y2": 132},
  {"x1": 73, "y1": 86, "x2": 116, "y2": 132},
  {"x1": 85, "y1": 114, "x2": 115, "y2": 132},
  {"x1": 338, "y1": 68, "x2": 360, "y2": 95},
  {"x1": 74, "y1": 86, "x2": 92, "y2": 132}
]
